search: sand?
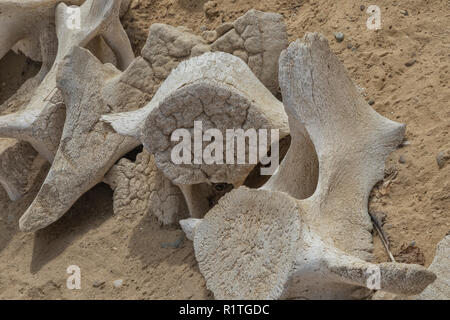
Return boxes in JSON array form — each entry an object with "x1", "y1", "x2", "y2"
[{"x1": 0, "y1": 0, "x2": 448, "y2": 299}]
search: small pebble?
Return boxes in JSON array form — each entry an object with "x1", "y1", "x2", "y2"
[
  {"x1": 436, "y1": 150, "x2": 449, "y2": 169},
  {"x1": 334, "y1": 32, "x2": 344, "y2": 43},
  {"x1": 405, "y1": 59, "x2": 416, "y2": 67},
  {"x1": 113, "y1": 279, "x2": 123, "y2": 288},
  {"x1": 401, "y1": 140, "x2": 411, "y2": 147},
  {"x1": 93, "y1": 281, "x2": 105, "y2": 288},
  {"x1": 400, "y1": 10, "x2": 409, "y2": 16},
  {"x1": 368, "y1": 99, "x2": 375, "y2": 106},
  {"x1": 360, "y1": 5, "x2": 366, "y2": 11},
  {"x1": 410, "y1": 240, "x2": 416, "y2": 247},
  {"x1": 399, "y1": 155, "x2": 406, "y2": 163},
  {"x1": 347, "y1": 43, "x2": 352, "y2": 49}
]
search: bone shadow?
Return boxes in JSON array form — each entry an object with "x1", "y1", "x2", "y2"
[
  {"x1": 128, "y1": 209, "x2": 193, "y2": 268},
  {"x1": 30, "y1": 183, "x2": 114, "y2": 274},
  {"x1": 0, "y1": 50, "x2": 40, "y2": 106},
  {"x1": 0, "y1": 162, "x2": 50, "y2": 254},
  {"x1": 127, "y1": 210, "x2": 213, "y2": 299}
]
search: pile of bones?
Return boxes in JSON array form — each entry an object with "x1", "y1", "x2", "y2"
[{"x1": 0, "y1": 0, "x2": 445, "y2": 300}]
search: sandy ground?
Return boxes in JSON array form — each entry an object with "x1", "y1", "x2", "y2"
[{"x1": 0, "y1": 0, "x2": 448, "y2": 299}]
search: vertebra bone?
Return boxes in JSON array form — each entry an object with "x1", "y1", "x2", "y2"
[
  {"x1": 102, "y1": 9, "x2": 288, "y2": 141},
  {"x1": 0, "y1": 0, "x2": 83, "y2": 78},
  {"x1": 9, "y1": 9, "x2": 288, "y2": 228},
  {"x1": 104, "y1": 149, "x2": 188, "y2": 225},
  {"x1": 102, "y1": 52, "x2": 290, "y2": 218},
  {"x1": 181, "y1": 33, "x2": 436, "y2": 299},
  {"x1": 101, "y1": 10, "x2": 289, "y2": 220},
  {"x1": 0, "y1": 0, "x2": 134, "y2": 162},
  {"x1": 18, "y1": 46, "x2": 136, "y2": 232},
  {"x1": 2, "y1": 0, "x2": 131, "y2": 65},
  {"x1": 0, "y1": 0, "x2": 134, "y2": 202}
]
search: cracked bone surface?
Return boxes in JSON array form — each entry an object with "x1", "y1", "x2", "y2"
[
  {"x1": 0, "y1": 0, "x2": 80, "y2": 201},
  {"x1": 0, "y1": 0, "x2": 134, "y2": 162},
  {"x1": 185, "y1": 189, "x2": 435, "y2": 299},
  {"x1": 140, "y1": 9, "x2": 287, "y2": 96},
  {"x1": 102, "y1": 9, "x2": 288, "y2": 140},
  {"x1": 103, "y1": 52, "x2": 290, "y2": 218},
  {"x1": 0, "y1": 8, "x2": 286, "y2": 205},
  {"x1": 207, "y1": 9, "x2": 287, "y2": 95},
  {"x1": 0, "y1": 0, "x2": 133, "y2": 202},
  {"x1": 104, "y1": 150, "x2": 189, "y2": 225},
  {"x1": 180, "y1": 33, "x2": 436, "y2": 299},
  {"x1": 18, "y1": 47, "x2": 137, "y2": 232},
  {"x1": 4, "y1": 9, "x2": 287, "y2": 228},
  {"x1": 101, "y1": 10, "x2": 288, "y2": 221}
]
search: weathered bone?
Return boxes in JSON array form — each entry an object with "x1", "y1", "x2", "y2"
[
  {"x1": 1, "y1": 9, "x2": 286, "y2": 205},
  {"x1": 0, "y1": 0, "x2": 80, "y2": 195},
  {"x1": 2, "y1": 0, "x2": 131, "y2": 65},
  {"x1": 18, "y1": 47, "x2": 137, "y2": 232},
  {"x1": 102, "y1": 9, "x2": 288, "y2": 140},
  {"x1": 102, "y1": 52, "x2": 290, "y2": 218},
  {"x1": 143, "y1": 52, "x2": 289, "y2": 184},
  {"x1": 416, "y1": 235, "x2": 450, "y2": 300},
  {"x1": 99, "y1": 11, "x2": 288, "y2": 221},
  {"x1": 0, "y1": 0, "x2": 82, "y2": 78},
  {"x1": 277, "y1": 33, "x2": 408, "y2": 261},
  {"x1": 180, "y1": 218, "x2": 202, "y2": 241},
  {"x1": 185, "y1": 188, "x2": 435, "y2": 299},
  {"x1": 140, "y1": 10, "x2": 287, "y2": 96},
  {"x1": 0, "y1": 0, "x2": 134, "y2": 162},
  {"x1": 180, "y1": 33, "x2": 436, "y2": 299},
  {"x1": 0, "y1": 79, "x2": 43, "y2": 202},
  {"x1": 9, "y1": 10, "x2": 288, "y2": 228},
  {"x1": 215, "y1": 9, "x2": 288, "y2": 95},
  {"x1": 104, "y1": 149, "x2": 189, "y2": 225}
]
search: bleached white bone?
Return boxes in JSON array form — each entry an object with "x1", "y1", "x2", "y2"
[
  {"x1": 181, "y1": 33, "x2": 435, "y2": 299},
  {"x1": 183, "y1": 189, "x2": 435, "y2": 299},
  {"x1": 179, "y1": 218, "x2": 202, "y2": 241},
  {"x1": 0, "y1": 0, "x2": 134, "y2": 162},
  {"x1": 99, "y1": 10, "x2": 290, "y2": 219},
  {"x1": 0, "y1": 0, "x2": 84, "y2": 78},
  {"x1": 2, "y1": 0, "x2": 131, "y2": 65},
  {"x1": 104, "y1": 149, "x2": 189, "y2": 225},
  {"x1": 102, "y1": 52, "x2": 290, "y2": 218},
  {"x1": 101, "y1": 8, "x2": 290, "y2": 140},
  {"x1": 274, "y1": 33, "x2": 406, "y2": 261},
  {"x1": 11, "y1": 10, "x2": 287, "y2": 224},
  {"x1": 18, "y1": 47, "x2": 136, "y2": 232}
]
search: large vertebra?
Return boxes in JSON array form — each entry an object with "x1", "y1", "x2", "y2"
[{"x1": 180, "y1": 33, "x2": 436, "y2": 299}]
